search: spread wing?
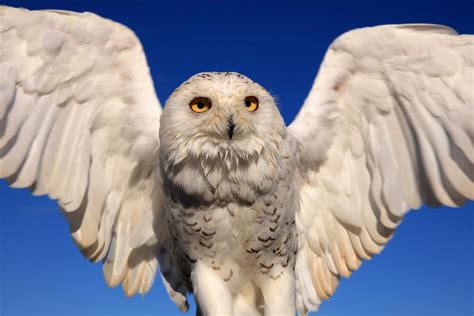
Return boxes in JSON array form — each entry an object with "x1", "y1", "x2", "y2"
[
  {"x1": 288, "y1": 24, "x2": 473, "y2": 314},
  {"x1": 0, "y1": 6, "x2": 164, "y2": 297}
]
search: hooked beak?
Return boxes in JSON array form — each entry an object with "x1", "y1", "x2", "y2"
[{"x1": 227, "y1": 117, "x2": 235, "y2": 140}]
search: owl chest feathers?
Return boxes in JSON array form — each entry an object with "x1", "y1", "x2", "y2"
[{"x1": 160, "y1": 138, "x2": 298, "y2": 275}]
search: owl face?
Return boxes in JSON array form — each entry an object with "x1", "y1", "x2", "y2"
[{"x1": 160, "y1": 72, "x2": 286, "y2": 166}]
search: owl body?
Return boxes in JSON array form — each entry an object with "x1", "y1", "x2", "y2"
[
  {"x1": 160, "y1": 119, "x2": 299, "y2": 314},
  {"x1": 158, "y1": 73, "x2": 300, "y2": 313}
]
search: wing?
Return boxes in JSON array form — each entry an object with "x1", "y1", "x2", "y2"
[
  {"x1": 0, "y1": 6, "x2": 164, "y2": 297},
  {"x1": 288, "y1": 24, "x2": 474, "y2": 314}
]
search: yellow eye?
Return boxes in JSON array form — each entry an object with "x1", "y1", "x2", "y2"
[
  {"x1": 190, "y1": 97, "x2": 211, "y2": 113},
  {"x1": 244, "y1": 96, "x2": 259, "y2": 112}
]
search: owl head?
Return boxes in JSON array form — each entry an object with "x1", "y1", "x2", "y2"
[{"x1": 159, "y1": 72, "x2": 286, "y2": 171}]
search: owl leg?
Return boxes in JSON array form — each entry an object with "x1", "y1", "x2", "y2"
[
  {"x1": 233, "y1": 279, "x2": 262, "y2": 316},
  {"x1": 191, "y1": 261, "x2": 234, "y2": 316},
  {"x1": 258, "y1": 268, "x2": 295, "y2": 316}
]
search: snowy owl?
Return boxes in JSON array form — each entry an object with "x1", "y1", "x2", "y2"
[{"x1": 0, "y1": 6, "x2": 473, "y2": 316}]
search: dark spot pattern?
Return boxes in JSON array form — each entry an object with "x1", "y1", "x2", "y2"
[{"x1": 223, "y1": 270, "x2": 233, "y2": 281}]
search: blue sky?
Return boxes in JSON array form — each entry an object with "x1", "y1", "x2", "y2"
[{"x1": 1, "y1": 0, "x2": 473, "y2": 315}]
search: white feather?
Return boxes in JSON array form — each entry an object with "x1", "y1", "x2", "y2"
[
  {"x1": 290, "y1": 24, "x2": 474, "y2": 314},
  {"x1": 0, "y1": 6, "x2": 165, "y2": 299}
]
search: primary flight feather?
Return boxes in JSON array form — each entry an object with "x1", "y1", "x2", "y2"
[{"x1": 0, "y1": 6, "x2": 472, "y2": 316}]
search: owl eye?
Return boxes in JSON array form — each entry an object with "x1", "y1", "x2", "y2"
[
  {"x1": 190, "y1": 97, "x2": 211, "y2": 113},
  {"x1": 244, "y1": 96, "x2": 259, "y2": 112}
]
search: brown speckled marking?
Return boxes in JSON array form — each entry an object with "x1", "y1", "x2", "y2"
[
  {"x1": 273, "y1": 271, "x2": 284, "y2": 280},
  {"x1": 223, "y1": 270, "x2": 233, "y2": 281},
  {"x1": 183, "y1": 220, "x2": 197, "y2": 227},
  {"x1": 190, "y1": 226, "x2": 201, "y2": 233},
  {"x1": 199, "y1": 240, "x2": 213, "y2": 249},
  {"x1": 185, "y1": 254, "x2": 197, "y2": 263},
  {"x1": 201, "y1": 230, "x2": 216, "y2": 237},
  {"x1": 257, "y1": 235, "x2": 272, "y2": 243},
  {"x1": 271, "y1": 214, "x2": 281, "y2": 223},
  {"x1": 281, "y1": 256, "x2": 290, "y2": 268}
]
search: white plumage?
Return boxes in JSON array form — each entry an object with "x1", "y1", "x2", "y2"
[{"x1": 0, "y1": 6, "x2": 472, "y2": 316}]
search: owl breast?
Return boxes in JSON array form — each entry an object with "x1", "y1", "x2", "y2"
[{"x1": 161, "y1": 140, "x2": 298, "y2": 281}]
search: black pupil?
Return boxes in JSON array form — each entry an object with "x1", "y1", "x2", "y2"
[
  {"x1": 245, "y1": 100, "x2": 252, "y2": 107},
  {"x1": 197, "y1": 101, "x2": 205, "y2": 109}
]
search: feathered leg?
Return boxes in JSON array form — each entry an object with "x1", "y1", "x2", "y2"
[
  {"x1": 258, "y1": 268, "x2": 295, "y2": 316},
  {"x1": 233, "y1": 279, "x2": 262, "y2": 316},
  {"x1": 191, "y1": 261, "x2": 234, "y2": 316}
]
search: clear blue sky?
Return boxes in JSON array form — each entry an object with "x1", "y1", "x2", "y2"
[{"x1": 1, "y1": 0, "x2": 473, "y2": 315}]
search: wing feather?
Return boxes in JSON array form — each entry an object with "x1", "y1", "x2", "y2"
[
  {"x1": 0, "y1": 6, "x2": 168, "y2": 298},
  {"x1": 289, "y1": 24, "x2": 473, "y2": 314}
]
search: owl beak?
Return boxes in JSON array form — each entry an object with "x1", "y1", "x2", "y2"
[{"x1": 227, "y1": 117, "x2": 235, "y2": 140}]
